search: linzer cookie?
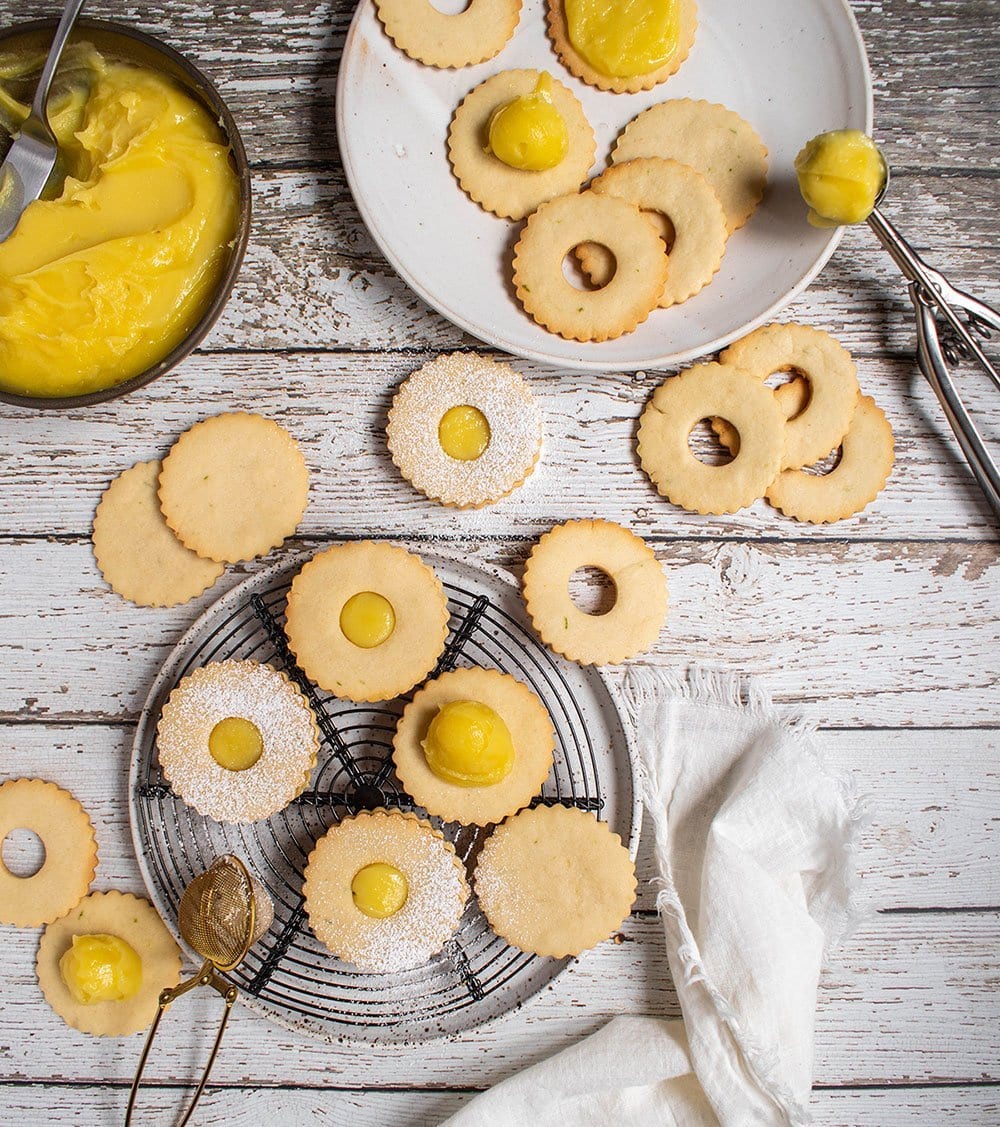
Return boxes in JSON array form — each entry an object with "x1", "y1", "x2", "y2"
[{"x1": 373, "y1": 0, "x2": 521, "y2": 67}]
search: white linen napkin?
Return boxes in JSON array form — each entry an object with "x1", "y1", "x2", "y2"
[{"x1": 443, "y1": 668, "x2": 868, "y2": 1127}]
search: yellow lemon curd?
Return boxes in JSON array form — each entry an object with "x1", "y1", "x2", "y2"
[
  {"x1": 487, "y1": 73, "x2": 568, "y2": 172},
  {"x1": 438, "y1": 404, "x2": 491, "y2": 461},
  {"x1": 422, "y1": 700, "x2": 515, "y2": 788},
  {"x1": 565, "y1": 0, "x2": 681, "y2": 78},
  {"x1": 351, "y1": 862, "x2": 408, "y2": 919},
  {"x1": 59, "y1": 933, "x2": 143, "y2": 1005},
  {"x1": 0, "y1": 47, "x2": 240, "y2": 398},
  {"x1": 340, "y1": 591, "x2": 396, "y2": 648},
  {"x1": 208, "y1": 716, "x2": 264, "y2": 772},
  {"x1": 794, "y1": 130, "x2": 886, "y2": 228}
]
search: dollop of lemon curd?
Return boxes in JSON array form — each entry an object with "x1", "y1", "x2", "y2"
[
  {"x1": 565, "y1": 0, "x2": 680, "y2": 78},
  {"x1": 0, "y1": 48, "x2": 240, "y2": 398},
  {"x1": 794, "y1": 130, "x2": 886, "y2": 228},
  {"x1": 340, "y1": 591, "x2": 396, "y2": 648},
  {"x1": 59, "y1": 933, "x2": 143, "y2": 1005},
  {"x1": 351, "y1": 862, "x2": 408, "y2": 919},
  {"x1": 208, "y1": 716, "x2": 264, "y2": 772},
  {"x1": 438, "y1": 404, "x2": 491, "y2": 460},
  {"x1": 488, "y1": 73, "x2": 569, "y2": 172},
  {"x1": 422, "y1": 700, "x2": 515, "y2": 788}
]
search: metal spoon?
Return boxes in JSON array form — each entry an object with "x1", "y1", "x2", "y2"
[
  {"x1": 0, "y1": 0, "x2": 87, "y2": 242},
  {"x1": 865, "y1": 159, "x2": 1000, "y2": 518}
]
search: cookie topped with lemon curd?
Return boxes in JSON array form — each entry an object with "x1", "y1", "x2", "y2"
[
  {"x1": 393, "y1": 667, "x2": 556, "y2": 826},
  {"x1": 284, "y1": 542, "x2": 450, "y2": 702}
]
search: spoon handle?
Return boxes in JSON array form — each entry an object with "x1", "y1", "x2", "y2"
[{"x1": 29, "y1": 0, "x2": 87, "y2": 121}]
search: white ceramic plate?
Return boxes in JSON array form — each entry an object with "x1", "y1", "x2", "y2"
[{"x1": 337, "y1": 0, "x2": 872, "y2": 372}]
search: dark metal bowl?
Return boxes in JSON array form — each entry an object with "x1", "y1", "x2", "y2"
[{"x1": 0, "y1": 18, "x2": 252, "y2": 410}]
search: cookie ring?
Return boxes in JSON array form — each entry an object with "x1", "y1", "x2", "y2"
[
  {"x1": 448, "y1": 69, "x2": 596, "y2": 222},
  {"x1": 522, "y1": 519, "x2": 668, "y2": 665},
  {"x1": 285, "y1": 542, "x2": 450, "y2": 702},
  {"x1": 157, "y1": 660, "x2": 321, "y2": 823},
  {"x1": 158, "y1": 412, "x2": 309, "y2": 564},
  {"x1": 512, "y1": 192, "x2": 668, "y2": 342},
  {"x1": 373, "y1": 0, "x2": 521, "y2": 68},
  {"x1": 387, "y1": 353, "x2": 543, "y2": 509},
  {"x1": 580, "y1": 157, "x2": 728, "y2": 307},
  {"x1": 720, "y1": 322, "x2": 861, "y2": 469},
  {"x1": 93, "y1": 461, "x2": 224, "y2": 608},
  {"x1": 712, "y1": 376, "x2": 810, "y2": 456},
  {"x1": 0, "y1": 779, "x2": 98, "y2": 927},
  {"x1": 546, "y1": 0, "x2": 698, "y2": 94},
  {"x1": 393, "y1": 667, "x2": 556, "y2": 825},
  {"x1": 613, "y1": 99, "x2": 768, "y2": 233},
  {"x1": 37, "y1": 891, "x2": 182, "y2": 1037},
  {"x1": 303, "y1": 810, "x2": 469, "y2": 972},
  {"x1": 638, "y1": 362, "x2": 786, "y2": 514},
  {"x1": 474, "y1": 805, "x2": 637, "y2": 957},
  {"x1": 766, "y1": 395, "x2": 894, "y2": 523}
]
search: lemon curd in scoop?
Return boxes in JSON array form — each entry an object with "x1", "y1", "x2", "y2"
[
  {"x1": 422, "y1": 700, "x2": 515, "y2": 788},
  {"x1": 487, "y1": 73, "x2": 569, "y2": 172},
  {"x1": 565, "y1": 0, "x2": 681, "y2": 78},
  {"x1": 0, "y1": 48, "x2": 240, "y2": 398},
  {"x1": 59, "y1": 933, "x2": 143, "y2": 1005},
  {"x1": 794, "y1": 130, "x2": 886, "y2": 228}
]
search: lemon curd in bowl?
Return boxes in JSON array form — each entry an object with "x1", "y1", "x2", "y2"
[{"x1": 0, "y1": 20, "x2": 251, "y2": 408}]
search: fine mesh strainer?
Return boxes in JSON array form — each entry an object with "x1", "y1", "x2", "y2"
[{"x1": 126, "y1": 854, "x2": 273, "y2": 1126}]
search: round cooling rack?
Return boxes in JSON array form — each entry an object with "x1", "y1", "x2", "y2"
[{"x1": 129, "y1": 549, "x2": 641, "y2": 1043}]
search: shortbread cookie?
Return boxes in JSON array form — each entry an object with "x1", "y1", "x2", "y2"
[
  {"x1": 766, "y1": 395, "x2": 894, "y2": 523},
  {"x1": 373, "y1": 0, "x2": 521, "y2": 67},
  {"x1": 719, "y1": 322, "x2": 861, "y2": 469},
  {"x1": 475, "y1": 805, "x2": 636, "y2": 957},
  {"x1": 579, "y1": 158, "x2": 728, "y2": 307},
  {"x1": 37, "y1": 891, "x2": 182, "y2": 1036},
  {"x1": 0, "y1": 779, "x2": 98, "y2": 927},
  {"x1": 449, "y1": 70, "x2": 596, "y2": 221},
  {"x1": 522, "y1": 519, "x2": 668, "y2": 665},
  {"x1": 285, "y1": 542, "x2": 450, "y2": 702},
  {"x1": 157, "y1": 660, "x2": 320, "y2": 823},
  {"x1": 512, "y1": 191, "x2": 668, "y2": 342},
  {"x1": 303, "y1": 810, "x2": 469, "y2": 972},
  {"x1": 638, "y1": 362, "x2": 786, "y2": 514},
  {"x1": 547, "y1": 0, "x2": 698, "y2": 94},
  {"x1": 613, "y1": 100, "x2": 768, "y2": 232},
  {"x1": 158, "y1": 413, "x2": 309, "y2": 564},
  {"x1": 393, "y1": 667, "x2": 555, "y2": 825},
  {"x1": 92, "y1": 461, "x2": 224, "y2": 608},
  {"x1": 713, "y1": 376, "x2": 810, "y2": 455},
  {"x1": 387, "y1": 353, "x2": 543, "y2": 509}
]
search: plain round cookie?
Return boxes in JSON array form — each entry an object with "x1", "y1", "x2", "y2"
[
  {"x1": 0, "y1": 779, "x2": 98, "y2": 927},
  {"x1": 393, "y1": 667, "x2": 555, "y2": 825},
  {"x1": 373, "y1": 0, "x2": 521, "y2": 68},
  {"x1": 387, "y1": 353, "x2": 543, "y2": 509},
  {"x1": 158, "y1": 412, "x2": 309, "y2": 564},
  {"x1": 613, "y1": 99, "x2": 768, "y2": 233},
  {"x1": 512, "y1": 191, "x2": 668, "y2": 342},
  {"x1": 285, "y1": 542, "x2": 450, "y2": 702},
  {"x1": 303, "y1": 811, "x2": 469, "y2": 972},
  {"x1": 474, "y1": 805, "x2": 636, "y2": 957},
  {"x1": 522, "y1": 519, "x2": 668, "y2": 665},
  {"x1": 766, "y1": 395, "x2": 894, "y2": 523},
  {"x1": 638, "y1": 362, "x2": 787, "y2": 514},
  {"x1": 719, "y1": 322, "x2": 861, "y2": 469},
  {"x1": 580, "y1": 157, "x2": 728, "y2": 307},
  {"x1": 156, "y1": 660, "x2": 320, "y2": 823},
  {"x1": 36, "y1": 891, "x2": 182, "y2": 1037},
  {"x1": 449, "y1": 69, "x2": 596, "y2": 221},
  {"x1": 546, "y1": 0, "x2": 698, "y2": 94},
  {"x1": 92, "y1": 461, "x2": 224, "y2": 608}
]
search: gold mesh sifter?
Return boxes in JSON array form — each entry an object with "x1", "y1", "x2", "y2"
[{"x1": 126, "y1": 854, "x2": 273, "y2": 1125}]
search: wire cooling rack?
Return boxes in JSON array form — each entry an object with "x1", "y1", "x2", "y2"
[{"x1": 129, "y1": 549, "x2": 641, "y2": 1043}]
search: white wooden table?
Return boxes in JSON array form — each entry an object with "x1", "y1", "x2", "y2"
[{"x1": 1, "y1": 1, "x2": 997, "y2": 1123}]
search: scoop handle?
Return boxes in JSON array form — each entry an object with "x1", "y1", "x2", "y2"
[
  {"x1": 124, "y1": 959, "x2": 238, "y2": 1127},
  {"x1": 30, "y1": 0, "x2": 87, "y2": 122}
]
